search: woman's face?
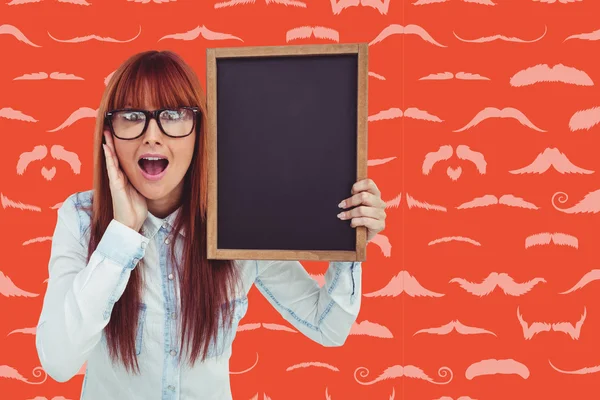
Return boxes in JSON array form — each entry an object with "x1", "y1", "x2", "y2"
[{"x1": 110, "y1": 102, "x2": 196, "y2": 208}]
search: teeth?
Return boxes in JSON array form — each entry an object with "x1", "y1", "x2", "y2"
[{"x1": 142, "y1": 157, "x2": 165, "y2": 161}]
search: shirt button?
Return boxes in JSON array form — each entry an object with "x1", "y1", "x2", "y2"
[
  {"x1": 168, "y1": 273, "x2": 174, "y2": 280},
  {"x1": 170, "y1": 350, "x2": 177, "y2": 356},
  {"x1": 168, "y1": 385, "x2": 175, "y2": 391},
  {"x1": 171, "y1": 312, "x2": 176, "y2": 320},
  {"x1": 165, "y1": 237, "x2": 170, "y2": 244},
  {"x1": 163, "y1": 221, "x2": 169, "y2": 228}
]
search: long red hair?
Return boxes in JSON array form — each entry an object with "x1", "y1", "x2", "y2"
[{"x1": 83, "y1": 50, "x2": 240, "y2": 373}]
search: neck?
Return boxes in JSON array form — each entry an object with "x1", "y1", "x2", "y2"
[{"x1": 146, "y1": 181, "x2": 184, "y2": 219}]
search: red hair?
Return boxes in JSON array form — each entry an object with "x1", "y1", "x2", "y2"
[{"x1": 84, "y1": 50, "x2": 240, "y2": 373}]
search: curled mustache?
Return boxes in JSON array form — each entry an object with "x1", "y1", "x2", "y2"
[
  {"x1": 363, "y1": 270, "x2": 445, "y2": 298},
  {"x1": 565, "y1": 28, "x2": 600, "y2": 42},
  {"x1": 7, "y1": 327, "x2": 36, "y2": 336},
  {"x1": 48, "y1": 107, "x2": 97, "y2": 132},
  {"x1": 525, "y1": 232, "x2": 578, "y2": 249},
  {"x1": 428, "y1": 236, "x2": 481, "y2": 246},
  {"x1": 159, "y1": 25, "x2": 243, "y2": 42},
  {"x1": 286, "y1": 362, "x2": 339, "y2": 372},
  {"x1": 368, "y1": 107, "x2": 443, "y2": 122},
  {"x1": 237, "y1": 322, "x2": 297, "y2": 332},
  {"x1": 0, "y1": 193, "x2": 42, "y2": 212},
  {"x1": 552, "y1": 189, "x2": 600, "y2": 214},
  {"x1": 568, "y1": 106, "x2": 600, "y2": 131},
  {"x1": 0, "y1": 24, "x2": 41, "y2": 47},
  {"x1": 286, "y1": 26, "x2": 339, "y2": 42},
  {"x1": 510, "y1": 147, "x2": 593, "y2": 175},
  {"x1": 414, "y1": 320, "x2": 497, "y2": 337},
  {"x1": 48, "y1": 25, "x2": 141, "y2": 43},
  {"x1": 518, "y1": 306, "x2": 586, "y2": 340},
  {"x1": 450, "y1": 272, "x2": 546, "y2": 296},
  {"x1": 457, "y1": 194, "x2": 539, "y2": 210},
  {"x1": 354, "y1": 365, "x2": 453, "y2": 385},
  {"x1": 510, "y1": 64, "x2": 593, "y2": 87},
  {"x1": 454, "y1": 25, "x2": 547, "y2": 43},
  {"x1": 0, "y1": 107, "x2": 37, "y2": 122},
  {"x1": 17, "y1": 145, "x2": 81, "y2": 179},
  {"x1": 559, "y1": 269, "x2": 600, "y2": 294},
  {"x1": 0, "y1": 365, "x2": 47, "y2": 384},
  {"x1": 549, "y1": 360, "x2": 600, "y2": 375},
  {"x1": 419, "y1": 71, "x2": 490, "y2": 81},
  {"x1": 369, "y1": 24, "x2": 446, "y2": 47},
  {"x1": 465, "y1": 359, "x2": 529, "y2": 380},
  {"x1": 454, "y1": 107, "x2": 545, "y2": 132}
]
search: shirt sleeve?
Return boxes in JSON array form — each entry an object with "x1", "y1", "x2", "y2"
[
  {"x1": 253, "y1": 259, "x2": 362, "y2": 347},
  {"x1": 35, "y1": 194, "x2": 150, "y2": 382}
]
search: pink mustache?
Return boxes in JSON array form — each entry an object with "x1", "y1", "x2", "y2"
[
  {"x1": 423, "y1": 145, "x2": 487, "y2": 181},
  {"x1": 549, "y1": 360, "x2": 600, "y2": 375},
  {"x1": 415, "y1": 0, "x2": 495, "y2": 4},
  {"x1": 23, "y1": 237, "x2": 53, "y2": 246},
  {"x1": 0, "y1": 107, "x2": 37, "y2": 122},
  {"x1": 369, "y1": 24, "x2": 446, "y2": 47},
  {"x1": 510, "y1": 63, "x2": 593, "y2": 87},
  {"x1": 510, "y1": 147, "x2": 593, "y2": 175},
  {"x1": 565, "y1": 28, "x2": 600, "y2": 42},
  {"x1": 1, "y1": 193, "x2": 62, "y2": 211},
  {"x1": 465, "y1": 359, "x2": 529, "y2": 380},
  {"x1": 286, "y1": 26, "x2": 339, "y2": 43},
  {"x1": 7, "y1": 327, "x2": 37, "y2": 336},
  {"x1": 14, "y1": 72, "x2": 84, "y2": 80},
  {"x1": 457, "y1": 194, "x2": 539, "y2": 210},
  {"x1": 26, "y1": 397, "x2": 72, "y2": 400},
  {"x1": 48, "y1": 25, "x2": 141, "y2": 43},
  {"x1": 17, "y1": 145, "x2": 81, "y2": 180},
  {"x1": 419, "y1": 71, "x2": 490, "y2": 81},
  {"x1": 428, "y1": 236, "x2": 480, "y2": 246},
  {"x1": 330, "y1": 0, "x2": 390, "y2": 15},
  {"x1": 159, "y1": 25, "x2": 244, "y2": 42},
  {"x1": 0, "y1": 24, "x2": 41, "y2": 47},
  {"x1": 230, "y1": 352, "x2": 259, "y2": 375},
  {"x1": 389, "y1": 192, "x2": 446, "y2": 212},
  {"x1": 552, "y1": 189, "x2": 600, "y2": 214},
  {"x1": 363, "y1": 270, "x2": 444, "y2": 298},
  {"x1": 568, "y1": 106, "x2": 600, "y2": 131},
  {"x1": 454, "y1": 25, "x2": 547, "y2": 43},
  {"x1": 414, "y1": 320, "x2": 497, "y2": 337},
  {"x1": 368, "y1": 107, "x2": 443, "y2": 123},
  {"x1": 450, "y1": 272, "x2": 546, "y2": 296},
  {"x1": 454, "y1": 107, "x2": 545, "y2": 132},
  {"x1": 0, "y1": 365, "x2": 47, "y2": 384},
  {"x1": 286, "y1": 361, "x2": 339, "y2": 372},
  {"x1": 215, "y1": 0, "x2": 307, "y2": 9},
  {"x1": 525, "y1": 232, "x2": 578, "y2": 249},
  {"x1": 48, "y1": 106, "x2": 97, "y2": 132},
  {"x1": 354, "y1": 365, "x2": 453, "y2": 385},
  {"x1": 238, "y1": 322, "x2": 297, "y2": 333},
  {"x1": 9, "y1": 0, "x2": 90, "y2": 3},
  {"x1": 559, "y1": 269, "x2": 600, "y2": 294},
  {"x1": 0, "y1": 270, "x2": 38, "y2": 297},
  {"x1": 518, "y1": 306, "x2": 586, "y2": 340}
]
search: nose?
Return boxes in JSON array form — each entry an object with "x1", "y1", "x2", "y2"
[{"x1": 143, "y1": 117, "x2": 163, "y2": 144}]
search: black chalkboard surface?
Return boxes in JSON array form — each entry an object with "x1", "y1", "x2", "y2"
[{"x1": 206, "y1": 44, "x2": 367, "y2": 262}]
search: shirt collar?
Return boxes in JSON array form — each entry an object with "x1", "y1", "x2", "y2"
[{"x1": 141, "y1": 206, "x2": 185, "y2": 239}]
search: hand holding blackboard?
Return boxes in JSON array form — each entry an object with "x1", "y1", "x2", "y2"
[{"x1": 206, "y1": 43, "x2": 371, "y2": 262}]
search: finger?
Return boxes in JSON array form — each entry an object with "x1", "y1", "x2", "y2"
[
  {"x1": 349, "y1": 216, "x2": 382, "y2": 229},
  {"x1": 351, "y1": 178, "x2": 380, "y2": 197},
  {"x1": 102, "y1": 143, "x2": 118, "y2": 185},
  {"x1": 338, "y1": 205, "x2": 384, "y2": 221},
  {"x1": 104, "y1": 130, "x2": 121, "y2": 171},
  {"x1": 339, "y1": 191, "x2": 379, "y2": 209}
]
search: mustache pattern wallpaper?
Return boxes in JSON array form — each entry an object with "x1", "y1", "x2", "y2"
[{"x1": 1, "y1": 0, "x2": 600, "y2": 399}]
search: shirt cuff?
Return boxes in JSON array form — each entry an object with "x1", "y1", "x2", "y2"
[{"x1": 96, "y1": 219, "x2": 149, "y2": 270}]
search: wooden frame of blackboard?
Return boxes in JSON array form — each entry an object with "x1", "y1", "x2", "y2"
[{"x1": 205, "y1": 43, "x2": 368, "y2": 262}]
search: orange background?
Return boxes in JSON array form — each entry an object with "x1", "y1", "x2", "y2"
[{"x1": 1, "y1": 0, "x2": 599, "y2": 399}]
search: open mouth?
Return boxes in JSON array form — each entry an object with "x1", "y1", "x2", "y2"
[{"x1": 138, "y1": 156, "x2": 169, "y2": 177}]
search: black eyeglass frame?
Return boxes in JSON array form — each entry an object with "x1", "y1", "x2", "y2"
[{"x1": 104, "y1": 106, "x2": 201, "y2": 140}]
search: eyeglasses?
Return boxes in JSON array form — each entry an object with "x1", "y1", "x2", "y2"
[{"x1": 105, "y1": 106, "x2": 200, "y2": 140}]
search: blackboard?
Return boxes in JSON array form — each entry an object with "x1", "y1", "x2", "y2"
[{"x1": 206, "y1": 43, "x2": 368, "y2": 262}]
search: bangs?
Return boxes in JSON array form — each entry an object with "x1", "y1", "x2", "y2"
[{"x1": 109, "y1": 53, "x2": 197, "y2": 111}]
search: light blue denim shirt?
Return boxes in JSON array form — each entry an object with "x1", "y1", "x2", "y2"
[{"x1": 35, "y1": 190, "x2": 362, "y2": 400}]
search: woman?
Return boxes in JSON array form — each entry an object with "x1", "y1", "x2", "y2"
[{"x1": 35, "y1": 50, "x2": 387, "y2": 399}]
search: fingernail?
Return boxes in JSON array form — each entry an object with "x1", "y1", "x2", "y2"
[
  {"x1": 337, "y1": 212, "x2": 344, "y2": 219},
  {"x1": 338, "y1": 201, "x2": 345, "y2": 208}
]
